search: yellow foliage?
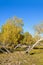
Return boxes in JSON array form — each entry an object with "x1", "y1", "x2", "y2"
[{"x1": 1, "y1": 17, "x2": 23, "y2": 48}]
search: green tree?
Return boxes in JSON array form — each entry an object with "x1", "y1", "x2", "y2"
[{"x1": 23, "y1": 32, "x2": 34, "y2": 45}]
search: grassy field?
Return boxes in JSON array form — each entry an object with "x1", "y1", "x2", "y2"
[{"x1": 0, "y1": 49, "x2": 43, "y2": 65}]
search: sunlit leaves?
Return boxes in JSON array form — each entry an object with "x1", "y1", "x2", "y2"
[{"x1": 0, "y1": 17, "x2": 23, "y2": 49}]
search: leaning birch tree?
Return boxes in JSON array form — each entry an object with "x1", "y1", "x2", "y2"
[{"x1": 26, "y1": 23, "x2": 43, "y2": 53}]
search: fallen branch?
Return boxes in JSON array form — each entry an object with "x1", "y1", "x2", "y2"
[
  {"x1": 14, "y1": 44, "x2": 21, "y2": 50},
  {"x1": 25, "y1": 38, "x2": 43, "y2": 53}
]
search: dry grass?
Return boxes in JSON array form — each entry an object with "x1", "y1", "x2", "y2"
[{"x1": 0, "y1": 49, "x2": 43, "y2": 65}]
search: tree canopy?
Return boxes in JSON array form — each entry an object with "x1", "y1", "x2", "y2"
[{"x1": 0, "y1": 16, "x2": 42, "y2": 53}]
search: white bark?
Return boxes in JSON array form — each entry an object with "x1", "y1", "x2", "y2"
[
  {"x1": 0, "y1": 48, "x2": 5, "y2": 53},
  {"x1": 0, "y1": 43, "x2": 10, "y2": 53},
  {"x1": 14, "y1": 44, "x2": 21, "y2": 50},
  {"x1": 26, "y1": 38, "x2": 43, "y2": 53},
  {"x1": 3, "y1": 46, "x2": 10, "y2": 53}
]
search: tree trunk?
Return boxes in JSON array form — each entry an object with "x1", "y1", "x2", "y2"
[{"x1": 25, "y1": 38, "x2": 43, "y2": 53}]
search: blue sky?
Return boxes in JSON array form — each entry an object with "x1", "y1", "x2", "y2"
[{"x1": 0, "y1": 0, "x2": 43, "y2": 35}]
